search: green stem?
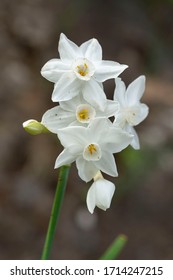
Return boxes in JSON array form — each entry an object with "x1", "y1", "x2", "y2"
[
  {"x1": 41, "y1": 165, "x2": 70, "y2": 260},
  {"x1": 99, "y1": 234, "x2": 128, "y2": 260}
]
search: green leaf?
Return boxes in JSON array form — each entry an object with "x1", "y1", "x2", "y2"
[{"x1": 99, "y1": 234, "x2": 128, "y2": 260}]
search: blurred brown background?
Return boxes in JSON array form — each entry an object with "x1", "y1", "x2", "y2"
[{"x1": 0, "y1": 0, "x2": 173, "y2": 260}]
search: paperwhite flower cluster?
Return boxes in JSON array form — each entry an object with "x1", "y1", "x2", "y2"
[{"x1": 40, "y1": 33, "x2": 148, "y2": 214}]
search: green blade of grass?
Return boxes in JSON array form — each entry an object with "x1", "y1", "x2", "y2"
[{"x1": 100, "y1": 234, "x2": 128, "y2": 260}]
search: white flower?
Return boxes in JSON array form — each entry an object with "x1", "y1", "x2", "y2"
[
  {"x1": 41, "y1": 95, "x2": 119, "y2": 133},
  {"x1": 41, "y1": 33, "x2": 128, "y2": 110},
  {"x1": 86, "y1": 171, "x2": 115, "y2": 214},
  {"x1": 55, "y1": 118, "x2": 132, "y2": 182},
  {"x1": 113, "y1": 76, "x2": 149, "y2": 149}
]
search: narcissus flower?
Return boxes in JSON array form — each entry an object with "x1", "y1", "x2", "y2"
[
  {"x1": 86, "y1": 171, "x2": 115, "y2": 214},
  {"x1": 55, "y1": 118, "x2": 132, "y2": 182},
  {"x1": 113, "y1": 76, "x2": 149, "y2": 149},
  {"x1": 41, "y1": 95, "x2": 119, "y2": 132},
  {"x1": 41, "y1": 33, "x2": 128, "y2": 110}
]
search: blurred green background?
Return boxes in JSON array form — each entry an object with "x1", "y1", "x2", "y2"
[{"x1": 0, "y1": 0, "x2": 173, "y2": 259}]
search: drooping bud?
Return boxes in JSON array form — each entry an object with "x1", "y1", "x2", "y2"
[
  {"x1": 22, "y1": 119, "x2": 50, "y2": 135},
  {"x1": 86, "y1": 171, "x2": 115, "y2": 214}
]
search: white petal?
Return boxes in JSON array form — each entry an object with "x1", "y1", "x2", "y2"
[
  {"x1": 86, "y1": 184, "x2": 96, "y2": 214},
  {"x1": 130, "y1": 127, "x2": 140, "y2": 150},
  {"x1": 86, "y1": 178, "x2": 115, "y2": 213},
  {"x1": 94, "y1": 151, "x2": 118, "y2": 177},
  {"x1": 52, "y1": 73, "x2": 81, "y2": 102},
  {"x1": 86, "y1": 118, "x2": 111, "y2": 143},
  {"x1": 138, "y1": 103, "x2": 149, "y2": 123},
  {"x1": 41, "y1": 59, "x2": 70, "y2": 83},
  {"x1": 113, "y1": 78, "x2": 126, "y2": 107},
  {"x1": 83, "y1": 79, "x2": 107, "y2": 111},
  {"x1": 54, "y1": 149, "x2": 76, "y2": 169},
  {"x1": 80, "y1": 38, "x2": 102, "y2": 61},
  {"x1": 102, "y1": 126, "x2": 133, "y2": 153},
  {"x1": 58, "y1": 33, "x2": 80, "y2": 62},
  {"x1": 67, "y1": 144, "x2": 83, "y2": 155},
  {"x1": 125, "y1": 125, "x2": 140, "y2": 150},
  {"x1": 126, "y1": 103, "x2": 149, "y2": 126},
  {"x1": 114, "y1": 111, "x2": 127, "y2": 128},
  {"x1": 94, "y1": 61, "x2": 128, "y2": 82},
  {"x1": 57, "y1": 126, "x2": 88, "y2": 149},
  {"x1": 95, "y1": 179, "x2": 115, "y2": 210},
  {"x1": 41, "y1": 106, "x2": 75, "y2": 133},
  {"x1": 59, "y1": 95, "x2": 82, "y2": 111},
  {"x1": 69, "y1": 120, "x2": 84, "y2": 127},
  {"x1": 88, "y1": 118, "x2": 132, "y2": 153},
  {"x1": 126, "y1": 75, "x2": 146, "y2": 105},
  {"x1": 76, "y1": 156, "x2": 98, "y2": 182},
  {"x1": 97, "y1": 100, "x2": 119, "y2": 118}
]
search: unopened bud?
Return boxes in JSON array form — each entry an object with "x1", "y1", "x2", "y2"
[{"x1": 23, "y1": 119, "x2": 50, "y2": 135}]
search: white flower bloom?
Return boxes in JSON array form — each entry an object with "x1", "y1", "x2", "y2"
[
  {"x1": 41, "y1": 95, "x2": 119, "y2": 133},
  {"x1": 113, "y1": 76, "x2": 149, "y2": 149},
  {"x1": 86, "y1": 171, "x2": 115, "y2": 214},
  {"x1": 55, "y1": 118, "x2": 132, "y2": 182},
  {"x1": 41, "y1": 33, "x2": 128, "y2": 110}
]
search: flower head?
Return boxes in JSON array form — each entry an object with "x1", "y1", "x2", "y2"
[
  {"x1": 86, "y1": 171, "x2": 115, "y2": 214},
  {"x1": 41, "y1": 95, "x2": 119, "y2": 133},
  {"x1": 113, "y1": 76, "x2": 149, "y2": 149},
  {"x1": 55, "y1": 118, "x2": 132, "y2": 182},
  {"x1": 23, "y1": 31, "x2": 149, "y2": 216},
  {"x1": 41, "y1": 33, "x2": 128, "y2": 110}
]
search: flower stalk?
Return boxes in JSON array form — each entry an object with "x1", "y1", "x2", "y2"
[{"x1": 41, "y1": 165, "x2": 70, "y2": 260}]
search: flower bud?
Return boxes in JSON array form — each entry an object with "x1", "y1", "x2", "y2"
[
  {"x1": 23, "y1": 119, "x2": 49, "y2": 135},
  {"x1": 86, "y1": 172, "x2": 115, "y2": 214}
]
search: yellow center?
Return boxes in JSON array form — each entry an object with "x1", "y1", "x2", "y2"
[
  {"x1": 83, "y1": 142, "x2": 101, "y2": 161},
  {"x1": 77, "y1": 63, "x2": 88, "y2": 76},
  {"x1": 78, "y1": 109, "x2": 89, "y2": 120},
  {"x1": 88, "y1": 144, "x2": 97, "y2": 155}
]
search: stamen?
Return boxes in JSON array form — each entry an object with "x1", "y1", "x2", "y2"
[
  {"x1": 88, "y1": 144, "x2": 97, "y2": 155},
  {"x1": 76, "y1": 104, "x2": 96, "y2": 123},
  {"x1": 72, "y1": 58, "x2": 95, "y2": 81},
  {"x1": 76, "y1": 63, "x2": 89, "y2": 76},
  {"x1": 78, "y1": 109, "x2": 89, "y2": 120},
  {"x1": 83, "y1": 142, "x2": 102, "y2": 161}
]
